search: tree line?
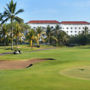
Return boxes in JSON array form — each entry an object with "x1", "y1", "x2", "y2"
[
  {"x1": 68, "y1": 27, "x2": 90, "y2": 46},
  {"x1": 26, "y1": 25, "x2": 69, "y2": 48},
  {"x1": 0, "y1": 0, "x2": 69, "y2": 50},
  {"x1": 0, "y1": 0, "x2": 90, "y2": 51}
]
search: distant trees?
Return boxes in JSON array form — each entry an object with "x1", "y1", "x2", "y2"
[
  {"x1": 45, "y1": 26, "x2": 90, "y2": 46},
  {"x1": 0, "y1": 24, "x2": 10, "y2": 46},
  {"x1": 68, "y1": 27, "x2": 90, "y2": 46},
  {"x1": 69, "y1": 35, "x2": 87, "y2": 45},
  {"x1": 0, "y1": 22, "x2": 29, "y2": 46},
  {"x1": 25, "y1": 25, "x2": 69, "y2": 48},
  {"x1": 45, "y1": 25, "x2": 69, "y2": 46}
]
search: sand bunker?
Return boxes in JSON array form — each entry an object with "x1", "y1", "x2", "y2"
[{"x1": 0, "y1": 58, "x2": 55, "y2": 70}]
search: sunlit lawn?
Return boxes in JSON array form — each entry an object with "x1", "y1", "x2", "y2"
[{"x1": 0, "y1": 45, "x2": 90, "y2": 90}]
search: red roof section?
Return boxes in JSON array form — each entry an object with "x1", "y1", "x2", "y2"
[
  {"x1": 28, "y1": 20, "x2": 60, "y2": 24},
  {"x1": 61, "y1": 21, "x2": 89, "y2": 24}
]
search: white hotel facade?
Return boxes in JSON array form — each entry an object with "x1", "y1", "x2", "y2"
[{"x1": 27, "y1": 20, "x2": 90, "y2": 36}]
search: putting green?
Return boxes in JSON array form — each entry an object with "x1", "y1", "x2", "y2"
[{"x1": 60, "y1": 66, "x2": 90, "y2": 80}]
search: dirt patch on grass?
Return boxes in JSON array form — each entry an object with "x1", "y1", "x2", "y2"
[{"x1": 0, "y1": 58, "x2": 55, "y2": 70}]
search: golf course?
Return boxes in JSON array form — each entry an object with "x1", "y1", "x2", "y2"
[
  {"x1": 0, "y1": 0, "x2": 90, "y2": 90},
  {"x1": 0, "y1": 45, "x2": 90, "y2": 90}
]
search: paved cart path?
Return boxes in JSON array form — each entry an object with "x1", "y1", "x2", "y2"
[{"x1": 0, "y1": 47, "x2": 56, "y2": 56}]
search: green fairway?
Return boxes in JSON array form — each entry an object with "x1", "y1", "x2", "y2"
[
  {"x1": 0, "y1": 46, "x2": 90, "y2": 90},
  {"x1": 61, "y1": 66, "x2": 90, "y2": 80}
]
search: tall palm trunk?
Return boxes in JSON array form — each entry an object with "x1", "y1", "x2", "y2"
[
  {"x1": 1, "y1": 24, "x2": 2, "y2": 31},
  {"x1": 48, "y1": 34, "x2": 51, "y2": 45},
  {"x1": 37, "y1": 34, "x2": 40, "y2": 46},
  {"x1": 30, "y1": 40, "x2": 33, "y2": 49},
  {"x1": 56, "y1": 30, "x2": 59, "y2": 46},
  {"x1": 11, "y1": 19, "x2": 13, "y2": 50},
  {"x1": 16, "y1": 36, "x2": 18, "y2": 49}
]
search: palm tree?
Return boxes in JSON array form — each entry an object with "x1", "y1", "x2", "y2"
[
  {"x1": 56, "y1": 30, "x2": 69, "y2": 45},
  {"x1": 26, "y1": 29, "x2": 35, "y2": 48},
  {"x1": 0, "y1": 13, "x2": 3, "y2": 43},
  {"x1": 13, "y1": 22, "x2": 29, "y2": 48},
  {"x1": 13, "y1": 22, "x2": 22, "y2": 48},
  {"x1": 36, "y1": 27, "x2": 43, "y2": 46},
  {"x1": 0, "y1": 13, "x2": 4, "y2": 23},
  {"x1": 46, "y1": 25, "x2": 52, "y2": 45},
  {"x1": 55, "y1": 25, "x2": 60, "y2": 33},
  {"x1": 0, "y1": 13, "x2": 4, "y2": 32},
  {"x1": 1, "y1": 24, "x2": 10, "y2": 46},
  {"x1": 54, "y1": 25, "x2": 60, "y2": 46},
  {"x1": 3, "y1": 0, "x2": 24, "y2": 50},
  {"x1": 83, "y1": 27, "x2": 88, "y2": 36},
  {"x1": 0, "y1": 13, "x2": 3, "y2": 23}
]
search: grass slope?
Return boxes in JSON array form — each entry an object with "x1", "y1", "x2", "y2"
[{"x1": 0, "y1": 45, "x2": 90, "y2": 90}]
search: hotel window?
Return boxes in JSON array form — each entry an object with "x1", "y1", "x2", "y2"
[
  {"x1": 75, "y1": 31, "x2": 77, "y2": 33},
  {"x1": 51, "y1": 26, "x2": 53, "y2": 29},
  {"x1": 79, "y1": 27, "x2": 81, "y2": 29},
  {"x1": 67, "y1": 27, "x2": 69, "y2": 29},
  {"x1": 71, "y1": 31, "x2": 73, "y2": 33},
  {"x1": 33, "y1": 27, "x2": 36, "y2": 29},
  {"x1": 42, "y1": 27, "x2": 46, "y2": 29},
  {"x1": 75, "y1": 27, "x2": 77, "y2": 29},
  {"x1": 71, "y1": 27, "x2": 73, "y2": 29},
  {"x1": 83, "y1": 27, "x2": 85, "y2": 29}
]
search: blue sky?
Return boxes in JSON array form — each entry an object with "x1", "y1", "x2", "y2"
[{"x1": 0, "y1": 0, "x2": 90, "y2": 22}]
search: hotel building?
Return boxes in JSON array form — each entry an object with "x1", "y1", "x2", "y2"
[{"x1": 27, "y1": 20, "x2": 90, "y2": 36}]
